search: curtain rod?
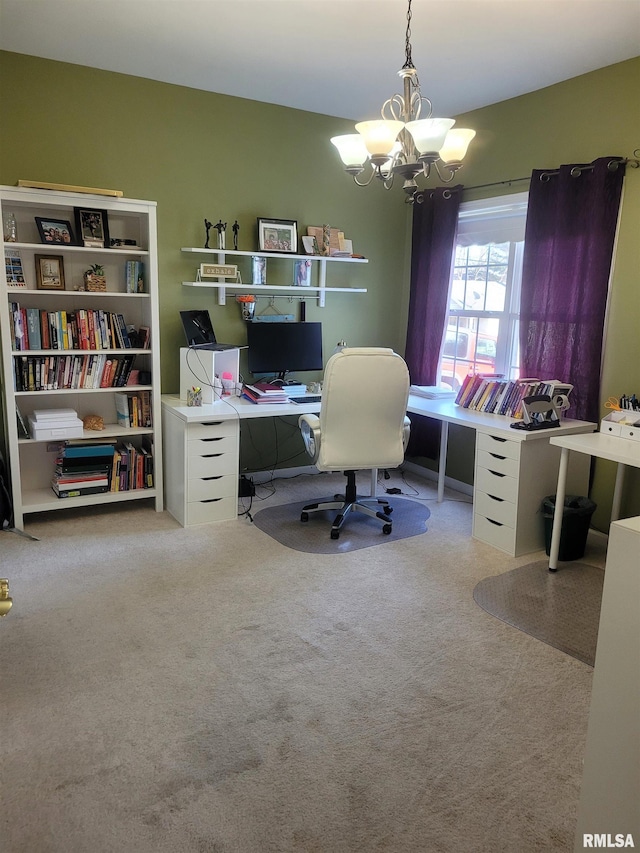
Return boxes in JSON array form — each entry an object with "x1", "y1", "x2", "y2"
[{"x1": 463, "y1": 152, "x2": 639, "y2": 193}]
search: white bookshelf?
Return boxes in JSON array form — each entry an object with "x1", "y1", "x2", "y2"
[{"x1": 0, "y1": 186, "x2": 163, "y2": 528}]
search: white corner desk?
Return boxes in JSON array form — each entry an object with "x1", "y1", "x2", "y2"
[
  {"x1": 548, "y1": 432, "x2": 640, "y2": 570},
  {"x1": 162, "y1": 392, "x2": 595, "y2": 557}
]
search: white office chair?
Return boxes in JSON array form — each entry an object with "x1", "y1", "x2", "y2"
[{"x1": 298, "y1": 347, "x2": 411, "y2": 539}]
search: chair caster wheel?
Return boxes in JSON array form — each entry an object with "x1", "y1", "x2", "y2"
[
  {"x1": 382, "y1": 524, "x2": 392, "y2": 535},
  {"x1": 301, "y1": 512, "x2": 309, "y2": 522},
  {"x1": 330, "y1": 529, "x2": 340, "y2": 540},
  {"x1": 385, "y1": 506, "x2": 393, "y2": 514}
]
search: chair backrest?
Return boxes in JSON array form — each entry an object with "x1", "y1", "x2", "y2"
[{"x1": 316, "y1": 347, "x2": 410, "y2": 471}]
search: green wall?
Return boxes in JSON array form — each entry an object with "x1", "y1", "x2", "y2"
[{"x1": 1, "y1": 51, "x2": 639, "y2": 527}]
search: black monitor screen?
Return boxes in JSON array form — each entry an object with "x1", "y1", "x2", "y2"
[{"x1": 247, "y1": 322, "x2": 323, "y2": 380}]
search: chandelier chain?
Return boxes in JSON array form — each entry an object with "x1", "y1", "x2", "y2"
[{"x1": 403, "y1": 0, "x2": 414, "y2": 69}]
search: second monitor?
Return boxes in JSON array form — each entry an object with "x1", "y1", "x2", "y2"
[{"x1": 247, "y1": 322, "x2": 323, "y2": 382}]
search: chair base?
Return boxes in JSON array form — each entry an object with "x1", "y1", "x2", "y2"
[{"x1": 300, "y1": 470, "x2": 394, "y2": 539}]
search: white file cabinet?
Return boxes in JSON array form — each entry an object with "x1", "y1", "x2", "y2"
[
  {"x1": 163, "y1": 407, "x2": 239, "y2": 526},
  {"x1": 472, "y1": 429, "x2": 590, "y2": 556}
]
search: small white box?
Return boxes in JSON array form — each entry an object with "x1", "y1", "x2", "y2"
[
  {"x1": 600, "y1": 412, "x2": 626, "y2": 435},
  {"x1": 29, "y1": 416, "x2": 84, "y2": 440},
  {"x1": 32, "y1": 408, "x2": 78, "y2": 422},
  {"x1": 619, "y1": 424, "x2": 640, "y2": 442}
]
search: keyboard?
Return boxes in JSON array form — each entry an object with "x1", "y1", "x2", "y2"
[{"x1": 291, "y1": 394, "x2": 322, "y2": 404}]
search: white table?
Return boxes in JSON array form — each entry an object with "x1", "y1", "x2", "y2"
[
  {"x1": 162, "y1": 393, "x2": 596, "y2": 555},
  {"x1": 405, "y1": 395, "x2": 595, "y2": 501},
  {"x1": 548, "y1": 432, "x2": 640, "y2": 570}
]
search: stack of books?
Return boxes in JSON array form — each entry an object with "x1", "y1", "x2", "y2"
[
  {"x1": 51, "y1": 440, "x2": 116, "y2": 498},
  {"x1": 241, "y1": 383, "x2": 289, "y2": 404},
  {"x1": 29, "y1": 408, "x2": 84, "y2": 440}
]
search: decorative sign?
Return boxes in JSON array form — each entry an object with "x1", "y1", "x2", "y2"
[{"x1": 199, "y1": 263, "x2": 238, "y2": 278}]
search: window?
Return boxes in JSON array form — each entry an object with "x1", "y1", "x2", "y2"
[{"x1": 438, "y1": 192, "x2": 528, "y2": 391}]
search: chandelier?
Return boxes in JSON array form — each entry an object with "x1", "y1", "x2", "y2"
[{"x1": 330, "y1": 0, "x2": 475, "y2": 204}]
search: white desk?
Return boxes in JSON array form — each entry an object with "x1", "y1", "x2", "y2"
[
  {"x1": 162, "y1": 393, "x2": 595, "y2": 555},
  {"x1": 406, "y1": 395, "x2": 595, "y2": 503},
  {"x1": 548, "y1": 432, "x2": 640, "y2": 570}
]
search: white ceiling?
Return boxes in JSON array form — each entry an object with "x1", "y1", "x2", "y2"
[{"x1": 1, "y1": 0, "x2": 639, "y2": 121}]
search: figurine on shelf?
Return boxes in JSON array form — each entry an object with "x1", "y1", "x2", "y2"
[
  {"x1": 215, "y1": 220, "x2": 227, "y2": 250},
  {"x1": 204, "y1": 218, "x2": 213, "y2": 249},
  {"x1": 232, "y1": 220, "x2": 240, "y2": 250}
]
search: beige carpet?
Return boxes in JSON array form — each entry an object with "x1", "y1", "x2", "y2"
[
  {"x1": 252, "y1": 496, "x2": 430, "y2": 553},
  {"x1": 0, "y1": 471, "x2": 607, "y2": 852},
  {"x1": 473, "y1": 561, "x2": 604, "y2": 666}
]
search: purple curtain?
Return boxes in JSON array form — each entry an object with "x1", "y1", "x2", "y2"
[
  {"x1": 405, "y1": 186, "x2": 462, "y2": 458},
  {"x1": 520, "y1": 157, "x2": 625, "y2": 423}
]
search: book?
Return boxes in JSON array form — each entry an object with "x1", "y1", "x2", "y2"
[
  {"x1": 114, "y1": 392, "x2": 132, "y2": 428},
  {"x1": 246, "y1": 382, "x2": 288, "y2": 396}
]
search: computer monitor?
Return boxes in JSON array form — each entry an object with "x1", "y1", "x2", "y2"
[{"x1": 247, "y1": 322, "x2": 323, "y2": 381}]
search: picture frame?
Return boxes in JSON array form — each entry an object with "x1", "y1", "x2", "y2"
[
  {"x1": 257, "y1": 218, "x2": 297, "y2": 254},
  {"x1": 35, "y1": 254, "x2": 65, "y2": 290},
  {"x1": 293, "y1": 259, "x2": 312, "y2": 287},
  {"x1": 74, "y1": 206, "x2": 110, "y2": 248},
  {"x1": 35, "y1": 217, "x2": 75, "y2": 246},
  {"x1": 4, "y1": 248, "x2": 26, "y2": 287}
]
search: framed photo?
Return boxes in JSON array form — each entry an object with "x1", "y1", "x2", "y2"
[
  {"x1": 257, "y1": 218, "x2": 297, "y2": 253},
  {"x1": 293, "y1": 259, "x2": 312, "y2": 287},
  {"x1": 35, "y1": 254, "x2": 65, "y2": 290},
  {"x1": 74, "y1": 206, "x2": 110, "y2": 248},
  {"x1": 35, "y1": 217, "x2": 75, "y2": 245}
]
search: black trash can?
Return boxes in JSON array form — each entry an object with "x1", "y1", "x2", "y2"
[{"x1": 541, "y1": 494, "x2": 597, "y2": 561}]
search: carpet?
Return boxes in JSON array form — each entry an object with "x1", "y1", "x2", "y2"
[
  {"x1": 252, "y1": 495, "x2": 430, "y2": 553},
  {"x1": 473, "y1": 560, "x2": 604, "y2": 665}
]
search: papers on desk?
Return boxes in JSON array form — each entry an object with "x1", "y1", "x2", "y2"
[{"x1": 410, "y1": 385, "x2": 457, "y2": 400}]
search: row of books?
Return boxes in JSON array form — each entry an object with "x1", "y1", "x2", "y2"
[
  {"x1": 51, "y1": 437, "x2": 154, "y2": 498},
  {"x1": 14, "y1": 353, "x2": 138, "y2": 392},
  {"x1": 454, "y1": 373, "x2": 569, "y2": 418},
  {"x1": 9, "y1": 302, "x2": 149, "y2": 352},
  {"x1": 241, "y1": 382, "x2": 289, "y2": 404},
  {"x1": 111, "y1": 439, "x2": 154, "y2": 492},
  {"x1": 114, "y1": 390, "x2": 153, "y2": 428}
]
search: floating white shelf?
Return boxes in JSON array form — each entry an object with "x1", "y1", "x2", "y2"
[{"x1": 181, "y1": 247, "x2": 368, "y2": 307}]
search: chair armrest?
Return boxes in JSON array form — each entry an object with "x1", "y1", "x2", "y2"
[{"x1": 298, "y1": 414, "x2": 321, "y2": 463}]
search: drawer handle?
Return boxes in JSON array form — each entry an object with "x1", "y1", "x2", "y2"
[
  {"x1": 200, "y1": 437, "x2": 224, "y2": 443},
  {"x1": 200, "y1": 498, "x2": 222, "y2": 504},
  {"x1": 202, "y1": 453, "x2": 223, "y2": 459},
  {"x1": 488, "y1": 469, "x2": 505, "y2": 478},
  {"x1": 487, "y1": 494, "x2": 504, "y2": 503},
  {"x1": 488, "y1": 436, "x2": 507, "y2": 443},
  {"x1": 489, "y1": 452, "x2": 506, "y2": 460},
  {"x1": 486, "y1": 518, "x2": 503, "y2": 527},
  {"x1": 198, "y1": 421, "x2": 223, "y2": 426},
  {"x1": 201, "y1": 476, "x2": 222, "y2": 482}
]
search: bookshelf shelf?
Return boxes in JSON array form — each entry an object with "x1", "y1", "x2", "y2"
[{"x1": 1, "y1": 185, "x2": 163, "y2": 528}]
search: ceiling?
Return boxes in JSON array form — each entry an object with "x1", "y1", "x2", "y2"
[{"x1": 1, "y1": 0, "x2": 639, "y2": 121}]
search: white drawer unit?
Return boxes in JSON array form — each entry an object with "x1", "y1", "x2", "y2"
[
  {"x1": 162, "y1": 408, "x2": 239, "y2": 526},
  {"x1": 472, "y1": 428, "x2": 591, "y2": 557}
]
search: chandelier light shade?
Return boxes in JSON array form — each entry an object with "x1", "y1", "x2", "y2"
[{"x1": 330, "y1": 0, "x2": 476, "y2": 203}]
